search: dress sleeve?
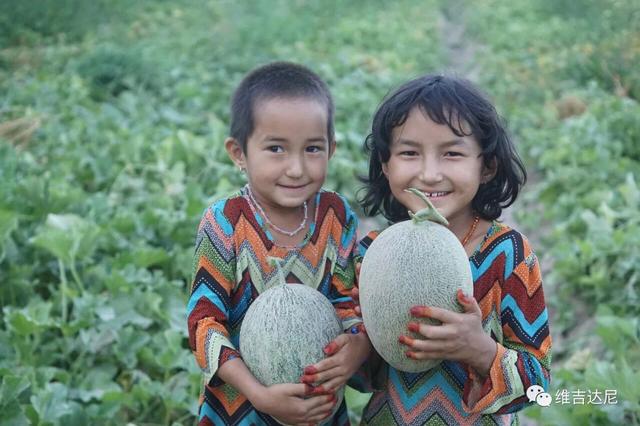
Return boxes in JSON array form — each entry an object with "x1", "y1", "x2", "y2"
[
  {"x1": 347, "y1": 231, "x2": 386, "y2": 393},
  {"x1": 186, "y1": 201, "x2": 240, "y2": 385},
  {"x1": 462, "y1": 235, "x2": 552, "y2": 414},
  {"x1": 328, "y1": 197, "x2": 362, "y2": 332}
]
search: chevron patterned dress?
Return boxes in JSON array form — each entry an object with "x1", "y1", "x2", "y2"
[
  {"x1": 352, "y1": 221, "x2": 551, "y2": 425},
  {"x1": 187, "y1": 187, "x2": 361, "y2": 425}
]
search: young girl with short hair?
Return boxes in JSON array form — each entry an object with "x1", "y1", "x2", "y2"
[{"x1": 187, "y1": 61, "x2": 370, "y2": 426}]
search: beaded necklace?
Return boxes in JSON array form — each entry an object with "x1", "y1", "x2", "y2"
[{"x1": 245, "y1": 185, "x2": 308, "y2": 237}]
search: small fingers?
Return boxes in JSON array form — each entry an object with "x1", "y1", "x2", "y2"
[
  {"x1": 406, "y1": 322, "x2": 451, "y2": 340},
  {"x1": 303, "y1": 393, "x2": 336, "y2": 410},
  {"x1": 301, "y1": 365, "x2": 342, "y2": 387},
  {"x1": 306, "y1": 394, "x2": 337, "y2": 417},
  {"x1": 399, "y1": 335, "x2": 446, "y2": 353},
  {"x1": 318, "y1": 375, "x2": 346, "y2": 392},
  {"x1": 303, "y1": 356, "x2": 338, "y2": 378},
  {"x1": 457, "y1": 289, "x2": 482, "y2": 315},
  {"x1": 410, "y1": 305, "x2": 457, "y2": 323},
  {"x1": 323, "y1": 333, "x2": 350, "y2": 355},
  {"x1": 406, "y1": 350, "x2": 441, "y2": 360},
  {"x1": 303, "y1": 383, "x2": 334, "y2": 396},
  {"x1": 284, "y1": 383, "x2": 315, "y2": 398}
]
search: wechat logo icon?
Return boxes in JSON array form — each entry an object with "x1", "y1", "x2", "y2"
[{"x1": 527, "y1": 385, "x2": 552, "y2": 407}]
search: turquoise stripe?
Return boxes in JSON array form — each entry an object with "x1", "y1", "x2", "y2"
[
  {"x1": 470, "y1": 239, "x2": 514, "y2": 280},
  {"x1": 529, "y1": 354, "x2": 549, "y2": 389},
  {"x1": 389, "y1": 369, "x2": 462, "y2": 411},
  {"x1": 199, "y1": 402, "x2": 225, "y2": 423},
  {"x1": 200, "y1": 401, "x2": 265, "y2": 425},
  {"x1": 212, "y1": 200, "x2": 233, "y2": 235},
  {"x1": 501, "y1": 295, "x2": 548, "y2": 337},
  {"x1": 187, "y1": 284, "x2": 227, "y2": 316}
]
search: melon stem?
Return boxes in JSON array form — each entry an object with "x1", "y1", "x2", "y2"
[{"x1": 405, "y1": 188, "x2": 449, "y2": 226}]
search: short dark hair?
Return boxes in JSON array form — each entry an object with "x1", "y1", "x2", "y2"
[
  {"x1": 229, "y1": 61, "x2": 335, "y2": 153},
  {"x1": 359, "y1": 74, "x2": 527, "y2": 223}
]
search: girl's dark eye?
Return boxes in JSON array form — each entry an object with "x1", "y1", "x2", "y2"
[
  {"x1": 306, "y1": 146, "x2": 324, "y2": 153},
  {"x1": 445, "y1": 151, "x2": 463, "y2": 157},
  {"x1": 267, "y1": 146, "x2": 283, "y2": 153},
  {"x1": 399, "y1": 151, "x2": 418, "y2": 157}
]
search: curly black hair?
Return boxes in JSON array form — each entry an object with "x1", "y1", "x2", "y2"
[{"x1": 359, "y1": 74, "x2": 526, "y2": 223}]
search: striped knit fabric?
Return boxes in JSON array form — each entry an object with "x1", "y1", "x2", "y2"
[
  {"x1": 351, "y1": 221, "x2": 551, "y2": 426},
  {"x1": 187, "y1": 187, "x2": 361, "y2": 425}
]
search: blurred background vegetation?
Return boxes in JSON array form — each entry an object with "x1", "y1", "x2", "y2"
[{"x1": 1, "y1": 0, "x2": 638, "y2": 424}]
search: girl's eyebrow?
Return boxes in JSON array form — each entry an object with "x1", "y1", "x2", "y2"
[
  {"x1": 306, "y1": 137, "x2": 328, "y2": 143},
  {"x1": 395, "y1": 138, "x2": 468, "y2": 147},
  {"x1": 440, "y1": 139, "x2": 468, "y2": 147},
  {"x1": 262, "y1": 136, "x2": 288, "y2": 143},
  {"x1": 395, "y1": 139, "x2": 422, "y2": 147},
  {"x1": 262, "y1": 136, "x2": 327, "y2": 143}
]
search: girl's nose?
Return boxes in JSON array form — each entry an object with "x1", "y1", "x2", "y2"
[
  {"x1": 419, "y1": 157, "x2": 444, "y2": 183},
  {"x1": 285, "y1": 156, "x2": 305, "y2": 178}
]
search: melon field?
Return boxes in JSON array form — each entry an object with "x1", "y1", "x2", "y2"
[{"x1": 1, "y1": 0, "x2": 638, "y2": 424}]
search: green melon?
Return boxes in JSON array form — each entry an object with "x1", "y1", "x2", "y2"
[
  {"x1": 239, "y1": 257, "x2": 344, "y2": 423},
  {"x1": 358, "y1": 188, "x2": 474, "y2": 373}
]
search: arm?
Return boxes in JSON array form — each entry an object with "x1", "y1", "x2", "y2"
[
  {"x1": 461, "y1": 238, "x2": 552, "y2": 414},
  {"x1": 187, "y1": 204, "x2": 240, "y2": 385},
  {"x1": 188, "y1": 203, "x2": 336, "y2": 424},
  {"x1": 398, "y1": 234, "x2": 551, "y2": 414},
  {"x1": 302, "y1": 199, "x2": 371, "y2": 390},
  {"x1": 346, "y1": 232, "x2": 387, "y2": 393},
  {"x1": 327, "y1": 198, "x2": 362, "y2": 332},
  {"x1": 218, "y1": 358, "x2": 337, "y2": 425}
]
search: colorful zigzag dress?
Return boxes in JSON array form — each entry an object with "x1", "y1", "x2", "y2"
[
  {"x1": 187, "y1": 187, "x2": 360, "y2": 425},
  {"x1": 352, "y1": 221, "x2": 552, "y2": 425}
]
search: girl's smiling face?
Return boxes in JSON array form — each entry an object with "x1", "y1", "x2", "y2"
[
  {"x1": 382, "y1": 106, "x2": 494, "y2": 231},
  {"x1": 227, "y1": 97, "x2": 334, "y2": 216}
]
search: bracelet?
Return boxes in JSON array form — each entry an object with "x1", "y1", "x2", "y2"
[{"x1": 349, "y1": 324, "x2": 365, "y2": 334}]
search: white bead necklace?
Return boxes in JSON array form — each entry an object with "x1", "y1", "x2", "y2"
[{"x1": 245, "y1": 185, "x2": 308, "y2": 237}]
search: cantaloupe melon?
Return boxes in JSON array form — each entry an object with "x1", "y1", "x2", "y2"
[
  {"x1": 358, "y1": 188, "x2": 474, "y2": 373},
  {"x1": 239, "y1": 257, "x2": 344, "y2": 424}
]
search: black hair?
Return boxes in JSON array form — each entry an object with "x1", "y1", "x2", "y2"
[
  {"x1": 229, "y1": 61, "x2": 334, "y2": 153},
  {"x1": 360, "y1": 74, "x2": 527, "y2": 223}
]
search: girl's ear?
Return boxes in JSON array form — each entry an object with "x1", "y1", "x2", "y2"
[
  {"x1": 225, "y1": 137, "x2": 246, "y2": 171},
  {"x1": 328, "y1": 140, "x2": 337, "y2": 160},
  {"x1": 381, "y1": 160, "x2": 390, "y2": 178},
  {"x1": 481, "y1": 157, "x2": 498, "y2": 183}
]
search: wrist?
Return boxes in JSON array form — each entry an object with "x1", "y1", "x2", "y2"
[
  {"x1": 351, "y1": 331, "x2": 372, "y2": 363},
  {"x1": 469, "y1": 335, "x2": 497, "y2": 377},
  {"x1": 246, "y1": 383, "x2": 268, "y2": 411}
]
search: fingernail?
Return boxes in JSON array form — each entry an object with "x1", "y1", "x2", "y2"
[
  {"x1": 300, "y1": 374, "x2": 316, "y2": 384},
  {"x1": 323, "y1": 342, "x2": 338, "y2": 355},
  {"x1": 407, "y1": 322, "x2": 420, "y2": 333},
  {"x1": 406, "y1": 350, "x2": 416, "y2": 359},
  {"x1": 410, "y1": 306, "x2": 429, "y2": 317},
  {"x1": 311, "y1": 385, "x2": 327, "y2": 395},
  {"x1": 457, "y1": 289, "x2": 470, "y2": 302},
  {"x1": 400, "y1": 335, "x2": 415, "y2": 346},
  {"x1": 304, "y1": 366, "x2": 317, "y2": 375}
]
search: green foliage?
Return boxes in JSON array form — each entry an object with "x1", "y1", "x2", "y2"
[
  {"x1": 75, "y1": 44, "x2": 163, "y2": 100},
  {"x1": 462, "y1": 0, "x2": 640, "y2": 423},
  {"x1": 0, "y1": 0, "x2": 443, "y2": 423},
  {"x1": 2, "y1": 0, "x2": 638, "y2": 423},
  {"x1": 0, "y1": 0, "x2": 128, "y2": 46}
]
